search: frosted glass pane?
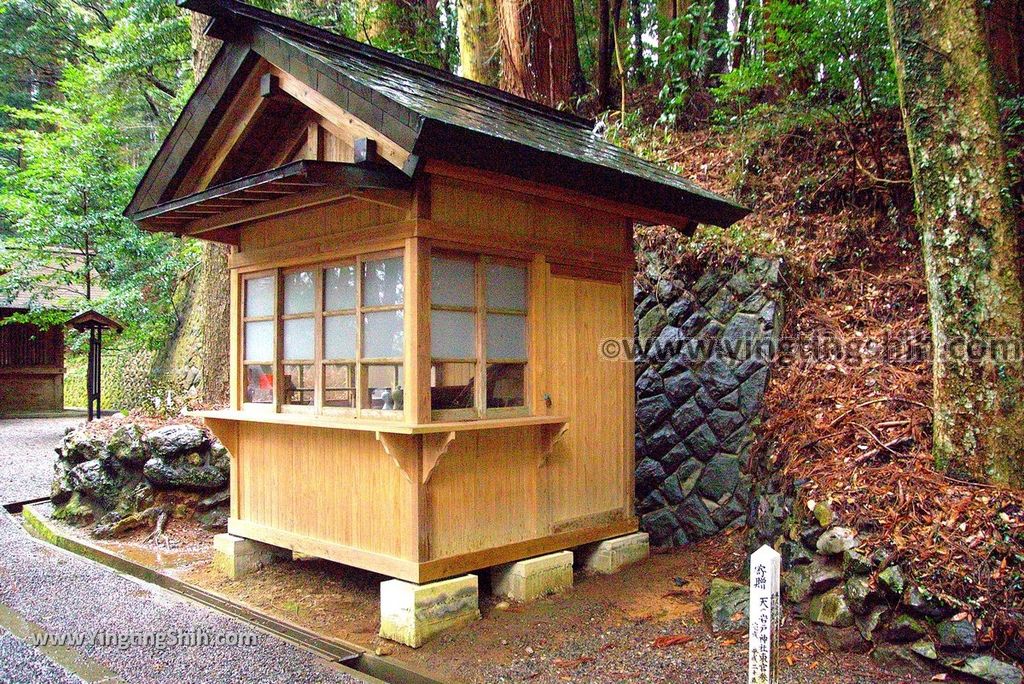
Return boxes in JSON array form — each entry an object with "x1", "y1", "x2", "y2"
[
  {"x1": 244, "y1": 320, "x2": 274, "y2": 361},
  {"x1": 431, "y1": 310, "x2": 476, "y2": 358},
  {"x1": 283, "y1": 270, "x2": 315, "y2": 314},
  {"x1": 324, "y1": 265, "x2": 356, "y2": 311},
  {"x1": 486, "y1": 264, "x2": 526, "y2": 310},
  {"x1": 362, "y1": 257, "x2": 404, "y2": 306},
  {"x1": 363, "y1": 310, "x2": 404, "y2": 358},
  {"x1": 430, "y1": 256, "x2": 476, "y2": 307},
  {"x1": 486, "y1": 313, "x2": 526, "y2": 359},
  {"x1": 324, "y1": 314, "x2": 356, "y2": 359},
  {"x1": 245, "y1": 276, "x2": 274, "y2": 317},
  {"x1": 283, "y1": 318, "x2": 314, "y2": 360}
]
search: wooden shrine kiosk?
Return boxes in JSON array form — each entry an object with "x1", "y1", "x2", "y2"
[{"x1": 126, "y1": 0, "x2": 748, "y2": 643}]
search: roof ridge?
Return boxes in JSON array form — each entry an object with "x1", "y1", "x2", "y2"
[{"x1": 178, "y1": 0, "x2": 595, "y2": 130}]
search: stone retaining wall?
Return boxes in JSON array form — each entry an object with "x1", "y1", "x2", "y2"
[{"x1": 634, "y1": 257, "x2": 783, "y2": 547}]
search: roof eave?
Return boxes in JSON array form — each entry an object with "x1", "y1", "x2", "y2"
[{"x1": 413, "y1": 119, "x2": 751, "y2": 229}]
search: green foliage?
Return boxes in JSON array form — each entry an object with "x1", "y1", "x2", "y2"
[
  {"x1": 0, "y1": 65, "x2": 198, "y2": 348},
  {"x1": 714, "y1": 0, "x2": 897, "y2": 124},
  {"x1": 655, "y1": 6, "x2": 730, "y2": 125}
]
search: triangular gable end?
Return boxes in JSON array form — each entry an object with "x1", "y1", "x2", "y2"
[{"x1": 126, "y1": 26, "x2": 420, "y2": 217}]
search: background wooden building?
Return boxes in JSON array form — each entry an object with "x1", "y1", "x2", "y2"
[
  {"x1": 0, "y1": 303, "x2": 64, "y2": 415},
  {"x1": 127, "y1": 0, "x2": 748, "y2": 584}
]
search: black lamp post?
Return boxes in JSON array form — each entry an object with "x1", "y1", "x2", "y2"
[{"x1": 66, "y1": 310, "x2": 123, "y2": 421}]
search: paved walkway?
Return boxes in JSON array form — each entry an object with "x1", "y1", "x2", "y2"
[{"x1": 0, "y1": 418, "x2": 361, "y2": 684}]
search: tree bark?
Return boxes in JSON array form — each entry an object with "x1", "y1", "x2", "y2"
[
  {"x1": 630, "y1": 0, "x2": 646, "y2": 84},
  {"x1": 708, "y1": 0, "x2": 730, "y2": 77},
  {"x1": 597, "y1": 0, "x2": 612, "y2": 110},
  {"x1": 497, "y1": 0, "x2": 584, "y2": 107},
  {"x1": 886, "y1": 0, "x2": 1024, "y2": 485},
  {"x1": 983, "y1": 0, "x2": 1023, "y2": 92},
  {"x1": 458, "y1": 0, "x2": 500, "y2": 85}
]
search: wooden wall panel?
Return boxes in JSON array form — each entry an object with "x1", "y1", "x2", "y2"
[
  {"x1": 425, "y1": 426, "x2": 540, "y2": 559},
  {"x1": 236, "y1": 422, "x2": 410, "y2": 558},
  {"x1": 545, "y1": 275, "x2": 631, "y2": 528},
  {"x1": 428, "y1": 176, "x2": 631, "y2": 266},
  {"x1": 239, "y1": 199, "x2": 407, "y2": 253}
]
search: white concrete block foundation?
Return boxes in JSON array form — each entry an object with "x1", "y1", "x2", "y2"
[
  {"x1": 578, "y1": 532, "x2": 650, "y2": 575},
  {"x1": 213, "y1": 533, "x2": 286, "y2": 579},
  {"x1": 379, "y1": 574, "x2": 480, "y2": 648},
  {"x1": 490, "y1": 551, "x2": 574, "y2": 602}
]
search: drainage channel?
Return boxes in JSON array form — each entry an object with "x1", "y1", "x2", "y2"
[{"x1": 7, "y1": 499, "x2": 446, "y2": 684}]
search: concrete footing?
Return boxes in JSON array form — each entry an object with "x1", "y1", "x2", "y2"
[
  {"x1": 379, "y1": 574, "x2": 480, "y2": 648},
  {"x1": 578, "y1": 532, "x2": 650, "y2": 575},
  {"x1": 213, "y1": 533, "x2": 286, "y2": 579},
  {"x1": 490, "y1": 551, "x2": 574, "y2": 602}
]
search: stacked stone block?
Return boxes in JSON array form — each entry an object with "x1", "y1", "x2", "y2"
[{"x1": 634, "y1": 258, "x2": 783, "y2": 548}]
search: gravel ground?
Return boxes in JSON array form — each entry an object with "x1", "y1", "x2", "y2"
[
  {"x1": 0, "y1": 417, "x2": 364, "y2": 684},
  {"x1": 0, "y1": 510, "x2": 361, "y2": 684},
  {"x1": 0, "y1": 417, "x2": 83, "y2": 505},
  {"x1": 0, "y1": 626, "x2": 84, "y2": 684}
]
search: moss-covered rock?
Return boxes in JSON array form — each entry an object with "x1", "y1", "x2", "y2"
[
  {"x1": 143, "y1": 457, "x2": 227, "y2": 493},
  {"x1": 703, "y1": 578, "x2": 749, "y2": 633},
  {"x1": 808, "y1": 588, "x2": 854, "y2": 627}
]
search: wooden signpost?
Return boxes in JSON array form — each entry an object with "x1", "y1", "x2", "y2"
[{"x1": 749, "y1": 544, "x2": 781, "y2": 684}]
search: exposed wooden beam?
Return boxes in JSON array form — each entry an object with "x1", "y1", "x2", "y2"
[
  {"x1": 269, "y1": 66, "x2": 412, "y2": 172},
  {"x1": 176, "y1": 61, "x2": 273, "y2": 197},
  {"x1": 182, "y1": 185, "x2": 355, "y2": 237}
]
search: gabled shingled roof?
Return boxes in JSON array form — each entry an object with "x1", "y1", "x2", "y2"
[{"x1": 127, "y1": 0, "x2": 749, "y2": 228}]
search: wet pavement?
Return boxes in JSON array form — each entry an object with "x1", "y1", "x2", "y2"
[{"x1": 0, "y1": 417, "x2": 361, "y2": 684}]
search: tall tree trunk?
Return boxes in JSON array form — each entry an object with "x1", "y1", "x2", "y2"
[
  {"x1": 497, "y1": 0, "x2": 584, "y2": 107},
  {"x1": 708, "y1": 0, "x2": 730, "y2": 78},
  {"x1": 732, "y1": 0, "x2": 750, "y2": 70},
  {"x1": 597, "y1": 0, "x2": 612, "y2": 110},
  {"x1": 188, "y1": 12, "x2": 231, "y2": 406},
  {"x1": 886, "y1": 0, "x2": 1024, "y2": 485},
  {"x1": 458, "y1": 0, "x2": 500, "y2": 85},
  {"x1": 983, "y1": 0, "x2": 1023, "y2": 92},
  {"x1": 630, "y1": 0, "x2": 646, "y2": 84}
]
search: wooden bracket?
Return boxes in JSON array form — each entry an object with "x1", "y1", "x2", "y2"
[
  {"x1": 375, "y1": 431, "x2": 416, "y2": 483},
  {"x1": 422, "y1": 431, "x2": 456, "y2": 485},
  {"x1": 539, "y1": 423, "x2": 569, "y2": 468}
]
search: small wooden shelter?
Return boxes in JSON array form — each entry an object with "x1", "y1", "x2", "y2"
[
  {"x1": 127, "y1": 0, "x2": 748, "y2": 583},
  {"x1": 0, "y1": 305, "x2": 64, "y2": 415}
]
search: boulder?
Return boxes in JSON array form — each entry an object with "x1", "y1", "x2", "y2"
[
  {"x1": 870, "y1": 645, "x2": 934, "y2": 678},
  {"x1": 778, "y1": 540, "x2": 814, "y2": 570},
  {"x1": 819, "y1": 626, "x2": 870, "y2": 654},
  {"x1": 937, "y1": 617, "x2": 977, "y2": 651},
  {"x1": 60, "y1": 430, "x2": 106, "y2": 465},
  {"x1": 816, "y1": 527, "x2": 858, "y2": 555},
  {"x1": 906, "y1": 585, "x2": 957, "y2": 620},
  {"x1": 910, "y1": 640, "x2": 937, "y2": 660},
  {"x1": 950, "y1": 656, "x2": 1023, "y2": 684},
  {"x1": 878, "y1": 565, "x2": 906, "y2": 597},
  {"x1": 812, "y1": 501, "x2": 833, "y2": 527},
  {"x1": 198, "y1": 489, "x2": 231, "y2": 512},
  {"x1": 842, "y1": 549, "x2": 874, "y2": 576},
  {"x1": 703, "y1": 579, "x2": 749, "y2": 633},
  {"x1": 882, "y1": 614, "x2": 929, "y2": 644},
  {"x1": 143, "y1": 457, "x2": 227, "y2": 493},
  {"x1": 809, "y1": 589, "x2": 854, "y2": 628},
  {"x1": 51, "y1": 461, "x2": 75, "y2": 505},
  {"x1": 69, "y1": 459, "x2": 128, "y2": 510},
  {"x1": 844, "y1": 575, "x2": 878, "y2": 615},
  {"x1": 143, "y1": 424, "x2": 207, "y2": 459},
  {"x1": 784, "y1": 559, "x2": 843, "y2": 603},
  {"x1": 675, "y1": 495, "x2": 719, "y2": 540},
  {"x1": 856, "y1": 605, "x2": 889, "y2": 642},
  {"x1": 198, "y1": 508, "x2": 229, "y2": 531},
  {"x1": 107, "y1": 424, "x2": 147, "y2": 465}
]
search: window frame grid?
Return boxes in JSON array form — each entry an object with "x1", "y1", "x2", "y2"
[{"x1": 241, "y1": 270, "x2": 278, "y2": 410}]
